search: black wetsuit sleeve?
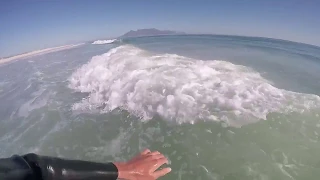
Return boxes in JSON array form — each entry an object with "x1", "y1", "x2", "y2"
[{"x1": 0, "y1": 153, "x2": 118, "y2": 180}]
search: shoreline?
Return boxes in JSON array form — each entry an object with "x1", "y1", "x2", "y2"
[{"x1": 0, "y1": 43, "x2": 85, "y2": 65}]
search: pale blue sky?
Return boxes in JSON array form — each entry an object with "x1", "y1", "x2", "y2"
[{"x1": 0, "y1": 0, "x2": 319, "y2": 57}]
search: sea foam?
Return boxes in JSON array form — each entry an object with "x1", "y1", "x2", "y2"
[
  {"x1": 69, "y1": 45, "x2": 320, "y2": 127},
  {"x1": 92, "y1": 39, "x2": 117, "y2": 45}
]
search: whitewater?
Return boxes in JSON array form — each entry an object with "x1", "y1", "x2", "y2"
[
  {"x1": 92, "y1": 39, "x2": 117, "y2": 45},
  {"x1": 70, "y1": 45, "x2": 320, "y2": 127}
]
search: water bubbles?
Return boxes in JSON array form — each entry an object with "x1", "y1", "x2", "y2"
[
  {"x1": 69, "y1": 45, "x2": 320, "y2": 127},
  {"x1": 162, "y1": 143, "x2": 171, "y2": 148}
]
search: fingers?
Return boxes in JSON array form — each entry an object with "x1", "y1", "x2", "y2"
[
  {"x1": 153, "y1": 167, "x2": 172, "y2": 179},
  {"x1": 152, "y1": 154, "x2": 165, "y2": 160},
  {"x1": 149, "y1": 151, "x2": 160, "y2": 156},
  {"x1": 141, "y1": 150, "x2": 167, "y2": 163},
  {"x1": 151, "y1": 158, "x2": 169, "y2": 172},
  {"x1": 141, "y1": 150, "x2": 161, "y2": 156},
  {"x1": 141, "y1": 149, "x2": 151, "y2": 155},
  {"x1": 144, "y1": 154, "x2": 165, "y2": 162}
]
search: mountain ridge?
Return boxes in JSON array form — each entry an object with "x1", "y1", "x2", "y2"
[{"x1": 120, "y1": 28, "x2": 185, "y2": 38}]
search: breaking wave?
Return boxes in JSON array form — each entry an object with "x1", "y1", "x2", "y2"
[
  {"x1": 92, "y1": 39, "x2": 117, "y2": 45},
  {"x1": 69, "y1": 45, "x2": 320, "y2": 127}
]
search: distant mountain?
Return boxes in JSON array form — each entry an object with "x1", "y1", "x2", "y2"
[{"x1": 120, "y1": 28, "x2": 185, "y2": 38}]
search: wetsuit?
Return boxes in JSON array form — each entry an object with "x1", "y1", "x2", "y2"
[{"x1": 0, "y1": 153, "x2": 118, "y2": 180}]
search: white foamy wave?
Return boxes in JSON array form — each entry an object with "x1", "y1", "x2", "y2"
[
  {"x1": 92, "y1": 39, "x2": 117, "y2": 45},
  {"x1": 69, "y1": 45, "x2": 320, "y2": 127}
]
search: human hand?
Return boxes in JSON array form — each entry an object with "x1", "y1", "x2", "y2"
[{"x1": 114, "y1": 149, "x2": 171, "y2": 180}]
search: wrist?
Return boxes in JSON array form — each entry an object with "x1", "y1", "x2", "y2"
[{"x1": 114, "y1": 162, "x2": 130, "y2": 179}]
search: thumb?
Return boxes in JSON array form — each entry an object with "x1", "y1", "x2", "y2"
[{"x1": 153, "y1": 168, "x2": 172, "y2": 179}]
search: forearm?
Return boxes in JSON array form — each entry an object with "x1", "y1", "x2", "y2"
[{"x1": 0, "y1": 153, "x2": 118, "y2": 180}]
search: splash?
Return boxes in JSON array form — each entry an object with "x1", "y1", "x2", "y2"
[
  {"x1": 92, "y1": 39, "x2": 117, "y2": 45},
  {"x1": 69, "y1": 45, "x2": 320, "y2": 127}
]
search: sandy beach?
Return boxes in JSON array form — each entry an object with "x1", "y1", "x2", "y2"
[{"x1": 0, "y1": 43, "x2": 84, "y2": 65}]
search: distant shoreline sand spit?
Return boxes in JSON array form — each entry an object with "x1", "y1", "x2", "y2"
[{"x1": 0, "y1": 43, "x2": 84, "y2": 65}]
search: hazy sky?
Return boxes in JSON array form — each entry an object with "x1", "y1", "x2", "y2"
[{"x1": 1, "y1": 0, "x2": 319, "y2": 57}]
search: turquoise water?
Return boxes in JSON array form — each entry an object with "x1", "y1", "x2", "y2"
[{"x1": 1, "y1": 35, "x2": 320, "y2": 180}]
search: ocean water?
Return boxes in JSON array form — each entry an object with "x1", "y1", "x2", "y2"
[{"x1": 1, "y1": 35, "x2": 320, "y2": 180}]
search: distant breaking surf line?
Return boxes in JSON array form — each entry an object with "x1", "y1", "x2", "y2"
[
  {"x1": 92, "y1": 39, "x2": 117, "y2": 45},
  {"x1": 0, "y1": 43, "x2": 85, "y2": 65}
]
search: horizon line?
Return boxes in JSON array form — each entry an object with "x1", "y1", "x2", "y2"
[{"x1": 1, "y1": 32, "x2": 319, "y2": 59}]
